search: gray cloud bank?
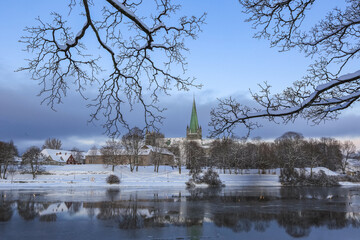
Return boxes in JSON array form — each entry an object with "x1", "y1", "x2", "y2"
[{"x1": 1, "y1": 80, "x2": 360, "y2": 153}]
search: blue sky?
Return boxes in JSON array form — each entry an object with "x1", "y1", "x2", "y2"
[{"x1": 1, "y1": 0, "x2": 359, "y2": 152}]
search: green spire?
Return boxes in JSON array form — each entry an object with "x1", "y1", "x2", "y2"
[{"x1": 189, "y1": 97, "x2": 199, "y2": 133}]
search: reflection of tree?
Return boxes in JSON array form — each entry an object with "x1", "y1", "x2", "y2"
[
  {"x1": 254, "y1": 221, "x2": 270, "y2": 232},
  {"x1": 187, "y1": 187, "x2": 222, "y2": 201},
  {"x1": 39, "y1": 214, "x2": 57, "y2": 222},
  {"x1": 17, "y1": 199, "x2": 41, "y2": 221},
  {"x1": 213, "y1": 211, "x2": 271, "y2": 233},
  {"x1": 118, "y1": 195, "x2": 144, "y2": 229},
  {"x1": 277, "y1": 211, "x2": 311, "y2": 238},
  {"x1": 285, "y1": 225, "x2": 311, "y2": 238},
  {"x1": 97, "y1": 202, "x2": 121, "y2": 220},
  {"x1": 235, "y1": 220, "x2": 252, "y2": 233},
  {"x1": 0, "y1": 201, "x2": 13, "y2": 222},
  {"x1": 106, "y1": 188, "x2": 120, "y2": 202},
  {"x1": 213, "y1": 212, "x2": 243, "y2": 231},
  {"x1": 86, "y1": 203, "x2": 96, "y2": 219},
  {"x1": 69, "y1": 202, "x2": 82, "y2": 216}
]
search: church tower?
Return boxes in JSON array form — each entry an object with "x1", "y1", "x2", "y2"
[{"x1": 186, "y1": 97, "x2": 202, "y2": 140}]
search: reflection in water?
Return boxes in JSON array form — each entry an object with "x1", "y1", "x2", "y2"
[
  {"x1": 39, "y1": 213, "x2": 57, "y2": 222},
  {"x1": 0, "y1": 187, "x2": 360, "y2": 239},
  {"x1": 17, "y1": 196, "x2": 42, "y2": 221},
  {"x1": 0, "y1": 201, "x2": 12, "y2": 222}
]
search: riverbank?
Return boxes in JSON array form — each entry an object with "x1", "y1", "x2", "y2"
[{"x1": 0, "y1": 165, "x2": 358, "y2": 189}]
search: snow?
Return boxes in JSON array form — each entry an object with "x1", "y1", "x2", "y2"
[
  {"x1": 0, "y1": 165, "x2": 358, "y2": 189},
  {"x1": 110, "y1": 0, "x2": 150, "y2": 32},
  {"x1": 41, "y1": 149, "x2": 74, "y2": 163},
  {"x1": 303, "y1": 167, "x2": 339, "y2": 176},
  {"x1": 0, "y1": 165, "x2": 281, "y2": 189}
]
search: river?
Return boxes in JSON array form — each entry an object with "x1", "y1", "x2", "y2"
[{"x1": 1, "y1": 186, "x2": 360, "y2": 239}]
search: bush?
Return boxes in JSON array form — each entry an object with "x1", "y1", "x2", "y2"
[
  {"x1": 107, "y1": 174, "x2": 120, "y2": 184},
  {"x1": 335, "y1": 173, "x2": 360, "y2": 183},
  {"x1": 202, "y1": 168, "x2": 223, "y2": 187},
  {"x1": 186, "y1": 168, "x2": 224, "y2": 188},
  {"x1": 279, "y1": 167, "x2": 299, "y2": 185},
  {"x1": 280, "y1": 168, "x2": 339, "y2": 186},
  {"x1": 185, "y1": 179, "x2": 196, "y2": 188}
]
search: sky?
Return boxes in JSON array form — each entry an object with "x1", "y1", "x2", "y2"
[{"x1": 1, "y1": 0, "x2": 360, "y2": 153}]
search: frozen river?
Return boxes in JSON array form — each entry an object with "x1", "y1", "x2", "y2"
[{"x1": 1, "y1": 186, "x2": 360, "y2": 239}]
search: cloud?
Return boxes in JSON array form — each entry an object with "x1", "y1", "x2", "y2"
[{"x1": 1, "y1": 77, "x2": 360, "y2": 153}]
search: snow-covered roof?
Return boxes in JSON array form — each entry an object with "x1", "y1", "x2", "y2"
[
  {"x1": 41, "y1": 149, "x2": 73, "y2": 163},
  {"x1": 141, "y1": 145, "x2": 174, "y2": 156}
]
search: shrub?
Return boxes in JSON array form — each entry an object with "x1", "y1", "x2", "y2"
[
  {"x1": 107, "y1": 174, "x2": 120, "y2": 184},
  {"x1": 202, "y1": 168, "x2": 223, "y2": 187},
  {"x1": 335, "y1": 173, "x2": 360, "y2": 183},
  {"x1": 186, "y1": 168, "x2": 224, "y2": 188},
  {"x1": 185, "y1": 179, "x2": 196, "y2": 188},
  {"x1": 280, "y1": 168, "x2": 339, "y2": 186}
]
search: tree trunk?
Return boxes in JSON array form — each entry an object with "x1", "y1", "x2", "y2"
[
  {"x1": 130, "y1": 157, "x2": 134, "y2": 172},
  {"x1": 112, "y1": 165, "x2": 115, "y2": 172},
  {"x1": 135, "y1": 156, "x2": 139, "y2": 172},
  {"x1": 3, "y1": 163, "x2": 8, "y2": 179},
  {"x1": 31, "y1": 162, "x2": 35, "y2": 180}
]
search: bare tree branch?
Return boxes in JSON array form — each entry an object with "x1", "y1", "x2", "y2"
[
  {"x1": 19, "y1": 0, "x2": 205, "y2": 136},
  {"x1": 210, "y1": 0, "x2": 360, "y2": 137}
]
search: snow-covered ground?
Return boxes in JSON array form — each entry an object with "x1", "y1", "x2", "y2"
[
  {"x1": 0, "y1": 165, "x2": 358, "y2": 189},
  {"x1": 0, "y1": 165, "x2": 280, "y2": 188}
]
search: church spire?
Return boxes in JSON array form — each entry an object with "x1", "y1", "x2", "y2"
[
  {"x1": 189, "y1": 97, "x2": 199, "y2": 133},
  {"x1": 186, "y1": 96, "x2": 202, "y2": 139}
]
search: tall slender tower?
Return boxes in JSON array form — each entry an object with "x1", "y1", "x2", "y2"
[{"x1": 186, "y1": 97, "x2": 202, "y2": 140}]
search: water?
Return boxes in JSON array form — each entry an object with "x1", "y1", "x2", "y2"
[{"x1": 1, "y1": 186, "x2": 360, "y2": 239}]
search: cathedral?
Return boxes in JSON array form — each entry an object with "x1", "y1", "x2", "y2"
[{"x1": 148, "y1": 97, "x2": 212, "y2": 163}]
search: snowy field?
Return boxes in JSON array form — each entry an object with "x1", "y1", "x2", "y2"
[{"x1": 0, "y1": 164, "x2": 358, "y2": 189}]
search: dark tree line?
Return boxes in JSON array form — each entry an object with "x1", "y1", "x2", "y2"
[{"x1": 186, "y1": 132, "x2": 353, "y2": 174}]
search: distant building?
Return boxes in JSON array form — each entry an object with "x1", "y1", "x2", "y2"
[
  {"x1": 41, "y1": 149, "x2": 78, "y2": 165},
  {"x1": 84, "y1": 145, "x2": 175, "y2": 166}
]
